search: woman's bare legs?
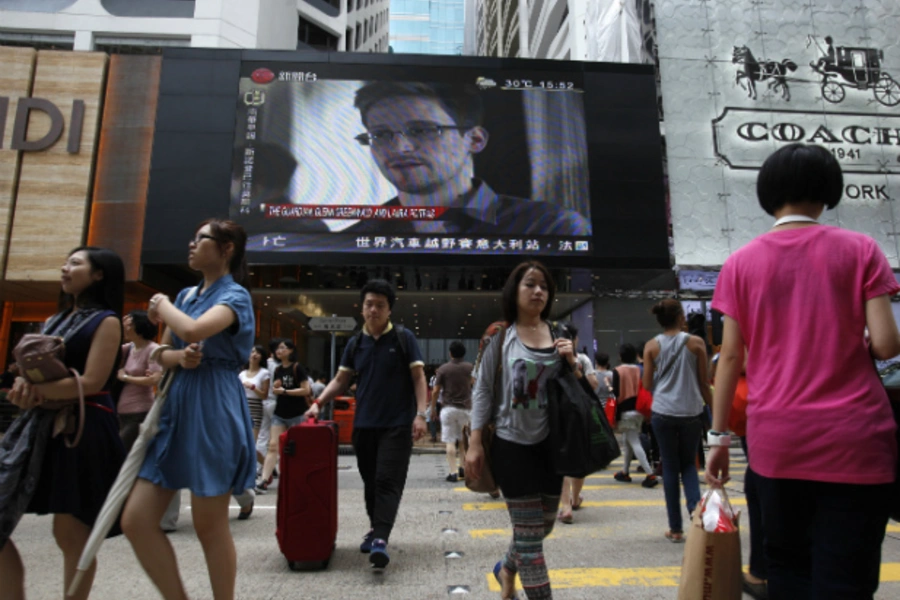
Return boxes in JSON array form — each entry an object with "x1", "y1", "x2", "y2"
[
  {"x1": 0, "y1": 539, "x2": 25, "y2": 600},
  {"x1": 53, "y1": 514, "x2": 95, "y2": 600},
  {"x1": 570, "y1": 478, "x2": 585, "y2": 508},
  {"x1": 191, "y1": 492, "x2": 236, "y2": 600},
  {"x1": 259, "y1": 424, "x2": 286, "y2": 483},
  {"x1": 122, "y1": 479, "x2": 187, "y2": 600},
  {"x1": 559, "y1": 477, "x2": 584, "y2": 522}
]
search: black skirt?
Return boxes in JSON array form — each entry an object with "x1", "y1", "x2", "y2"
[{"x1": 27, "y1": 394, "x2": 127, "y2": 535}]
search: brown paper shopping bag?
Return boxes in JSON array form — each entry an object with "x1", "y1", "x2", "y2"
[{"x1": 677, "y1": 490, "x2": 742, "y2": 600}]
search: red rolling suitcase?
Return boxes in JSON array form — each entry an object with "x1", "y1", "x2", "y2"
[{"x1": 276, "y1": 419, "x2": 338, "y2": 570}]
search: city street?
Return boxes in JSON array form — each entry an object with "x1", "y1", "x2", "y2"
[{"x1": 12, "y1": 445, "x2": 900, "y2": 599}]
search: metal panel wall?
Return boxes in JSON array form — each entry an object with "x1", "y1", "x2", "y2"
[{"x1": 87, "y1": 55, "x2": 162, "y2": 281}]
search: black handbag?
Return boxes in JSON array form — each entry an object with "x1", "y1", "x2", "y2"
[{"x1": 547, "y1": 363, "x2": 621, "y2": 478}]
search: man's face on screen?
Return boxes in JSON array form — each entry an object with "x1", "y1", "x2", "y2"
[{"x1": 364, "y1": 95, "x2": 484, "y2": 196}]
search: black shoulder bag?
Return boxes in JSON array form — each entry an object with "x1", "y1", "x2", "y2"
[{"x1": 547, "y1": 328, "x2": 621, "y2": 478}]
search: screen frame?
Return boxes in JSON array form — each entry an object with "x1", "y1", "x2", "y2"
[{"x1": 142, "y1": 48, "x2": 668, "y2": 270}]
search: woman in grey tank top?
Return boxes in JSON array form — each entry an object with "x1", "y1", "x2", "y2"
[{"x1": 642, "y1": 299, "x2": 712, "y2": 543}]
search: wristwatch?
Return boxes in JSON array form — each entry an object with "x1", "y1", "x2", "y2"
[
  {"x1": 415, "y1": 411, "x2": 427, "y2": 419},
  {"x1": 707, "y1": 430, "x2": 732, "y2": 447}
]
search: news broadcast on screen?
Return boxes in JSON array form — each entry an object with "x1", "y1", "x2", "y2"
[{"x1": 226, "y1": 56, "x2": 664, "y2": 265}]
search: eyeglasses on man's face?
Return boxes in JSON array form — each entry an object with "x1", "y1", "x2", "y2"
[
  {"x1": 190, "y1": 233, "x2": 217, "y2": 246},
  {"x1": 354, "y1": 124, "x2": 468, "y2": 148}
]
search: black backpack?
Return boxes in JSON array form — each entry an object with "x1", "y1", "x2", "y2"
[{"x1": 344, "y1": 325, "x2": 410, "y2": 370}]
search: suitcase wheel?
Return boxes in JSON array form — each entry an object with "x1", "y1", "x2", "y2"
[{"x1": 288, "y1": 561, "x2": 302, "y2": 572}]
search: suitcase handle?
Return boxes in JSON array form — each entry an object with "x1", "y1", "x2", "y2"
[{"x1": 285, "y1": 439, "x2": 296, "y2": 456}]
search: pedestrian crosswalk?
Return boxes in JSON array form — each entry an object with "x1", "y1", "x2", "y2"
[
  {"x1": 463, "y1": 497, "x2": 749, "y2": 511},
  {"x1": 483, "y1": 563, "x2": 900, "y2": 591},
  {"x1": 462, "y1": 451, "x2": 900, "y2": 595}
]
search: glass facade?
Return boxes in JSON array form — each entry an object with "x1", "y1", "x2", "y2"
[{"x1": 389, "y1": 0, "x2": 464, "y2": 55}]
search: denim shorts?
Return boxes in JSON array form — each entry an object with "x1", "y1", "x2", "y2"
[{"x1": 271, "y1": 413, "x2": 306, "y2": 429}]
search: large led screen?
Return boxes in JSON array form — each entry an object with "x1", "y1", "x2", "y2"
[{"x1": 143, "y1": 50, "x2": 667, "y2": 269}]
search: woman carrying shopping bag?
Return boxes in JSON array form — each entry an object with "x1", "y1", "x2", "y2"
[{"x1": 707, "y1": 144, "x2": 899, "y2": 599}]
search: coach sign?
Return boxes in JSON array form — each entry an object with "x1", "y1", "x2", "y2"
[
  {"x1": 713, "y1": 108, "x2": 900, "y2": 175},
  {"x1": 0, "y1": 96, "x2": 86, "y2": 153}
]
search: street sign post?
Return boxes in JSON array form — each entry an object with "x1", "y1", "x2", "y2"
[
  {"x1": 307, "y1": 316, "x2": 357, "y2": 332},
  {"x1": 307, "y1": 316, "x2": 358, "y2": 379}
]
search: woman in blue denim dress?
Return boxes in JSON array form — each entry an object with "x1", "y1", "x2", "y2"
[{"x1": 121, "y1": 219, "x2": 255, "y2": 600}]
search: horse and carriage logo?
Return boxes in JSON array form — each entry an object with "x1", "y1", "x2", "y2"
[{"x1": 732, "y1": 35, "x2": 900, "y2": 107}]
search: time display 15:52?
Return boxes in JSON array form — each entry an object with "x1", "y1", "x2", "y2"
[{"x1": 504, "y1": 79, "x2": 576, "y2": 90}]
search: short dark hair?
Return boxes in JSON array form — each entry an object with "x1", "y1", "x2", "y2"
[
  {"x1": 756, "y1": 143, "x2": 842, "y2": 216},
  {"x1": 354, "y1": 82, "x2": 484, "y2": 130},
  {"x1": 501, "y1": 261, "x2": 556, "y2": 323},
  {"x1": 128, "y1": 310, "x2": 157, "y2": 341},
  {"x1": 277, "y1": 339, "x2": 296, "y2": 361},
  {"x1": 360, "y1": 278, "x2": 396, "y2": 309},
  {"x1": 449, "y1": 340, "x2": 466, "y2": 359},
  {"x1": 595, "y1": 352, "x2": 610, "y2": 369},
  {"x1": 619, "y1": 343, "x2": 637, "y2": 364},
  {"x1": 61, "y1": 247, "x2": 125, "y2": 317},
  {"x1": 269, "y1": 337, "x2": 285, "y2": 354},
  {"x1": 652, "y1": 299, "x2": 684, "y2": 329}
]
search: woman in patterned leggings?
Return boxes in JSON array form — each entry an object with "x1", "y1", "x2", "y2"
[{"x1": 466, "y1": 261, "x2": 582, "y2": 599}]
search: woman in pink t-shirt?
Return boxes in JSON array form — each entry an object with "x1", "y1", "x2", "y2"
[
  {"x1": 708, "y1": 143, "x2": 900, "y2": 599},
  {"x1": 117, "y1": 310, "x2": 163, "y2": 451}
]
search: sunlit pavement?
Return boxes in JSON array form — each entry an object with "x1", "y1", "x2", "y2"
[{"x1": 12, "y1": 445, "x2": 900, "y2": 599}]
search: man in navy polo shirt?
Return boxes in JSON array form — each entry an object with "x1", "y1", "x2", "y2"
[{"x1": 306, "y1": 279, "x2": 428, "y2": 570}]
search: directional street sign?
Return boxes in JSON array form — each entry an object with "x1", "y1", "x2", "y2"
[{"x1": 307, "y1": 316, "x2": 357, "y2": 332}]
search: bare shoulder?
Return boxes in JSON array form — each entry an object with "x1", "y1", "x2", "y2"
[
  {"x1": 97, "y1": 315, "x2": 123, "y2": 335},
  {"x1": 687, "y1": 334, "x2": 708, "y2": 354}
]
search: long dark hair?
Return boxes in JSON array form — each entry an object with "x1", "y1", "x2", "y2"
[
  {"x1": 198, "y1": 218, "x2": 248, "y2": 287},
  {"x1": 245, "y1": 344, "x2": 269, "y2": 370},
  {"x1": 501, "y1": 261, "x2": 556, "y2": 323},
  {"x1": 59, "y1": 246, "x2": 125, "y2": 317}
]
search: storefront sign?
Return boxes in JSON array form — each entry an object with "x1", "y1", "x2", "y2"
[
  {"x1": 0, "y1": 96, "x2": 85, "y2": 153},
  {"x1": 713, "y1": 108, "x2": 900, "y2": 175}
]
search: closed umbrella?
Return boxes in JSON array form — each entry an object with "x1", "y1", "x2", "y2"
[{"x1": 67, "y1": 368, "x2": 176, "y2": 598}]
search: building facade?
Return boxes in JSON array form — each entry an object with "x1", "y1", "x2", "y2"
[
  {"x1": 0, "y1": 0, "x2": 389, "y2": 53},
  {"x1": 389, "y1": 0, "x2": 465, "y2": 55},
  {"x1": 465, "y1": 0, "x2": 656, "y2": 63},
  {"x1": 656, "y1": 0, "x2": 900, "y2": 272}
]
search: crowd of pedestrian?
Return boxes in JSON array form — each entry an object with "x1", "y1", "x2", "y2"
[{"x1": 0, "y1": 143, "x2": 898, "y2": 600}]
